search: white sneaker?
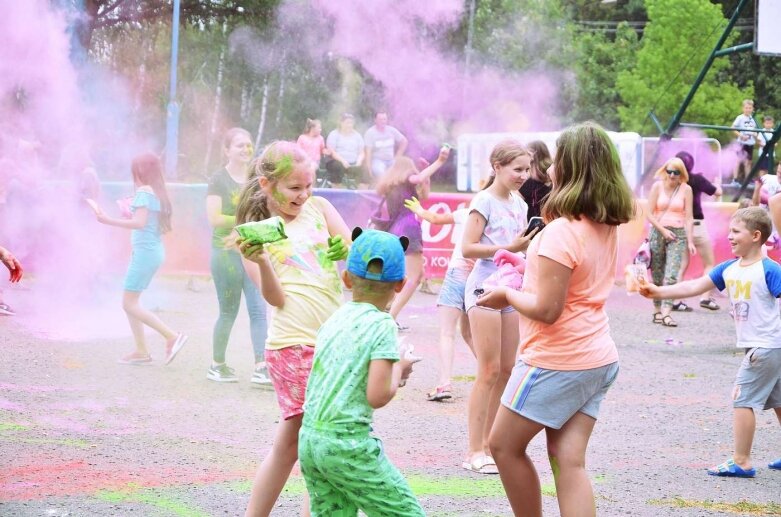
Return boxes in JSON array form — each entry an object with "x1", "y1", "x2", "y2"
[
  {"x1": 0, "y1": 303, "x2": 16, "y2": 316},
  {"x1": 250, "y1": 363, "x2": 274, "y2": 389}
]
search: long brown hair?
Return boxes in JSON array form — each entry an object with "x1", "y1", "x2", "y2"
[
  {"x1": 235, "y1": 141, "x2": 311, "y2": 224},
  {"x1": 542, "y1": 122, "x2": 634, "y2": 225},
  {"x1": 482, "y1": 139, "x2": 531, "y2": 190},
  {"x1": 376, "y1": 156, "x2": 417, "y2": 196},
  {"x1": 528, "y1": 140, "x2": 552, "y2": 183},
  {"x1": 131, "y1": 153, "x2": 172, "y2": 233}
]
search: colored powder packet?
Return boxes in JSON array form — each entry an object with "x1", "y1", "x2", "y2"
[
  {"x1": 235, "y1": 216, "x2": 288, "y2": 245},
  {"x1": 624, "y1": 263, "x2": 648, "y2": 294},
  {"x1": 483, "y1": 263, "x2": 524, "y2": 291}
]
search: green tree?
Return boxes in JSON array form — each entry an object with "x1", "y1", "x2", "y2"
[
  {"x1": 571, "y1": 22, "x2": 639, "y2": 129},
  {"x1": 616, "y1": 0, "x2": 750, "y2": 138}
]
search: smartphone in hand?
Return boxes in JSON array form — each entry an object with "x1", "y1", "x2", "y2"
[{"x1": 523, "y1": 216, "x2": 545, "y2": 237}]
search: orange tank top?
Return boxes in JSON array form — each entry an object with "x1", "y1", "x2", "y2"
[{"x1": 654, "y1": 185, "x2": 685, "y2": 228}]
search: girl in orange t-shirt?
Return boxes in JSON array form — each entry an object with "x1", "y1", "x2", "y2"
[{"x1": 477, "y1": 122, "x2": 635, "y2": 517}]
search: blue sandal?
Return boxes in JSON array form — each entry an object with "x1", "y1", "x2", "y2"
[
  {"x1": 707, "y1": 459, "x2": 756, "y2": 478},
  {"x1": 769, "y1": 458, "x2": 781, "y2": 470}
]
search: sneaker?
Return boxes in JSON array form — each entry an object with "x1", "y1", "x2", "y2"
[
  {"x1": 164, "y1": 333, "x2": 188, "y2": 365},
  {"x1": 250, "y1": 364, "x2": 274, "y2": 389},
  {"x1": 0, "y1": 303, "x2": 15, "y2": 316},
  {"x1": 207, "y1": 363, "x2": 238, "y2": 383}
]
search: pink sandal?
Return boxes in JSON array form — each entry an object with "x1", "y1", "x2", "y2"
[{"x1": 118, "y1": 352, "x2": 152, "y2": 365}]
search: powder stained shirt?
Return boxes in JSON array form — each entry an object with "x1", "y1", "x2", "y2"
[
  {"x1": 130, "y1": 188, "x2": 162, "y2": 250},
  {"x1": 207, "y1": 168, "x2": 241, "y2": 249},
  {"x1": 467, "y1": 190, "x2": 528, "y2": 279},
  {"x1": 519, "y1": 217, "x2": 619, "y2": 371},
  {"x1": 709, "y1": 258, "x2": 781, "y2": 349},
  {"x1": 303, "y1": 302, "x2": 399, "y2": 430},
  {"x1": 264, "y1": 198, "x2": 343, "y2": 350}
]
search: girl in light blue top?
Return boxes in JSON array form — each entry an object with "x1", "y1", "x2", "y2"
[{"x1": 90, "y1": 153, "x2": 187, "y2": 365}]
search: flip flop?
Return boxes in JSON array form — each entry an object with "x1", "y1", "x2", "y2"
[
  {"x1": 118, "y1": 353, "x2": 152, "y2": 365},
  {"x1": 462, "y1": 454, "x2": 499, "y2": 475},
  {"x1": 661, "y1": 315, "x2": 678, "y2": 327},
  {"x1": 707, "y1": 458, "x2": 756, "y2": 478},
  {"x1": 768, "y1": 458, "x2": 781, "y2": 470}
]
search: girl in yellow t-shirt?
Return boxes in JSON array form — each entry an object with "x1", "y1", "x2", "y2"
[
  {"x1": 236, "y1": 141, "x2": 351, "y2": 517},
  {"x1": 477, "y1": 123, "x2": 635, "y2": 517}
]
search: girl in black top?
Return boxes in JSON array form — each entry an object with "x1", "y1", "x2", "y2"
[{"x1": 519, "y1": 140, "x2": 553, "y2": 220}]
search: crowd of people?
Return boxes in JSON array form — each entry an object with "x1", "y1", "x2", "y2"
[{"x1": 2, "y1": 111, "x2": 780, "y2": 516}]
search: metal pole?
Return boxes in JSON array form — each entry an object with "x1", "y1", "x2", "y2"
[
  {"x1": 665, "y1": 0, "x2": 749, "y2": 134},
  {"x1": 165, "y1": 0, "x2": 181, "y2": 179}
]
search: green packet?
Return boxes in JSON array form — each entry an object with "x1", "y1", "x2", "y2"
[{"x1": 234, "y1": 216, "x2": 288, "y2": 245}]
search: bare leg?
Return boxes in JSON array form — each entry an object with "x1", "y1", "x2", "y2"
[
  {"x1": 436, "y1": 306, "x2": 462, "y2": 386},
  {"x1": 245, "y1": 415, "x2": 306, "y2": 517},
  {"x1": 389, "y1": 253, "x2": 424, "y2": 320},
  {"x1": 484, "y1": 311, "x2": 519, "y2": 453},
  {"x1": 459, "y1": 312, "x2": 474, "y2": 355},
  {"x1": 732, "y1": 407, "x2": 756, "y2": 469},
  {"x1": 546, "y1": 412, "x2": 598, "y2": 517},
  {"x1": 488, "y1": 407, "x2": 545, "y2": 517},
  {"x1": 466, "y1": 307, "x2": 501, "y2": 459},
  {"x1": 122, "y1": 291, "x2": 177, "y2": 342}
]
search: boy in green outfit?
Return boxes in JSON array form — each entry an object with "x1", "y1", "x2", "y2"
[{"x1": 299, "y1": 227, "x2": 424, "y2": 517}]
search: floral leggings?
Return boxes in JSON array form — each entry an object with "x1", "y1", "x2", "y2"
[{"x1": 649, "y1": 226, "x2": 687, "y2": 310}]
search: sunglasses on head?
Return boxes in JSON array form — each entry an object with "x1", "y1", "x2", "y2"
[{"x1": 666, "y1": 169, "x2": 681, "y2": 176}]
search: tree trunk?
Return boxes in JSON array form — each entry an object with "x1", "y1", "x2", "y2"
[
  {"x1": 274, "y1": 74, "x2": 286, "y2": 131},
  {"x1": 204, "y1": 44, "x2": 226, "y2": 171},
  {"x1": 254, "y1": 78, "x2": 270, "y2": 150}
]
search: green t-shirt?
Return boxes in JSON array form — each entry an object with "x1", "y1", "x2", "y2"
[
  {"x1": 207, "y1": 168, "x2": 242, "y2": 249},
  {"x1": 303, "y1": 302, "x2": 399, "y2": 430}
]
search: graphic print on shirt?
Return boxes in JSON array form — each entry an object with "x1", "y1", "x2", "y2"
[{"x1": 726, "y1": 279, "x2": 752, "y2": 322}]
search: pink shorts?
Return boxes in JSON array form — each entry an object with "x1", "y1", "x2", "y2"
[{"x1": 265, "y1": 345, "x2": 315, "y2": 420}]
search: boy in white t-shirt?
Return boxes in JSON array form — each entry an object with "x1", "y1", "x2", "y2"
[
  {"x1": 404, "y1": 196, "x2": 475, "y2": 401},
  {"x1": 640, "y1": 207, "x2": 781, "y2": 477},
  {"x1": 732, "y1": 100, "x2": 758, "y2": 184}
]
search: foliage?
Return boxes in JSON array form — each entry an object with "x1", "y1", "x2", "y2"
[
  {"x1": 616, "y1": 0, "x2": 751, "y2": 139},
  {"x1": 570, "y1": 22, "x2": 639, "y2": 129}
]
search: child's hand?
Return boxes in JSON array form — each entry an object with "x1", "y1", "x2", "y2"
[
  {"x1": 404, "y1": 196, "x2": 423, "y2": 216},
  {"x1": 397, "y1": 357, "x2": 415, "y2": 387},
  {"x1": 237, "y1": 238, "x2": 266, "y2": 264},
  {"x1": 436, "y1": 145, "x2": 451, "y2": 163},
  {"x1": 0, "y1": 247, "x2": 23, "y2": 283},
  {"x1": 509, "y1": 227, "x2": 539, "y2": 253},
  {"x1": 326, "y1": 235, "x2": 349, "y2": 261},
  {"x1": 637, "y1": 277, "x2": 659, "y2": 299},
  {"x1": 476, "y1": 286, "x2": 510, "y2": 310}
]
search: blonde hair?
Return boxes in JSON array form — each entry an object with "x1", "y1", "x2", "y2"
[
  {"x1": 483, "y1": 139, "x2": 531, "y2": 190},
  {"x1": 655, "y1": 157, "x2": 689, "y2": 183},
  {"x1": 349, "y1": 260, "x2": 397, "y2": 299},
  {"x1": 732, "y1": 207, "x2": 772, "y2": 242},
  {"x1": 235, "y1": 141, "x2": 311, "y2": 224},
  {"x1": 743, "y1": 99, "x2": 754, "y2": 107},
  {"x1": 542, "y1": 122, "x2": 634, "y2": 226},
  {"x1": 376, "y1": 156, "x2": 417, "y2": 196},
  {"x1": 304, "y1": 118, "x2": 321, "y2": 134}
]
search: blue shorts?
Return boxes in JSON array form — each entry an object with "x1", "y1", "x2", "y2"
[
  {"x1": 123, "y1": 246, "x2": 164, "y2": 292},
  {"x1": 437, "y1": 267, "x2": 470, "y2": 311},
  {"x1": 501, "y1": 361, "x2": 619, "y2": 429},
  {"x1": 733, "y1": 347, "x2": 781, "y2": 410}
]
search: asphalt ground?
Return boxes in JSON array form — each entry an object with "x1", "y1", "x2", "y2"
[{"x1": 1, "y1": 276, "x2": 780, "y2": 516}]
